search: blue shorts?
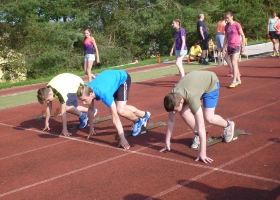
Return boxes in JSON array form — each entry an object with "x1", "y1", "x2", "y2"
[
  {"x1": 201, "y1": 82, "x2": 220, "y2": 108},
  {"x1": 216, "y1": 34, "x2": 225, "y2": 49},
  {"x1": 175, "y1": 50, "x2": 188, "y2": 57}
]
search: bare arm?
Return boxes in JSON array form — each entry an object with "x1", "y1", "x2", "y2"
[
  {"x1": 88, "y1": 100, "x2": 96, "y2": 136},
  {"x1": 273, "y1": 20, "x2": 280, "y2": 31},
  {"x1": 43, "y1": 101, "x2": 52, "y2": 131},
  {"x1": 110, "y1": 101, "x2": 130, "y2": 149},
  {"x1": 267, "y1": 18, "x2": 270, "y2": 35},
  {"x1": 194, "y1": 107, "x2": 213, "y2": 163},
  {"x1": 239, "y1": 28, "x2": 246, "y2": 53},
  {"x1": 60, "y1": 103, "x2": 71, "y2": 136},
  {"x1": 92, "y1": 37, "x2": 100, "y2": 63},
  {"x1": 170, "y1": 40, "x2": 176, "y2": 56},
  {"x1": 160, "y1": 112, "x2": 175, "y2": 152},
  {"x1": 181, "y1": 36, "x2": 186, "y2": 52}
]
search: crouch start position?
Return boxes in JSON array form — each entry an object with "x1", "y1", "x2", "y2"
[
  {"x1": 77, "y1": 70, "x2": 150, "y2": 149},
  {"x1": 161, "y1": 71, "x2": 235, "y2": 163}
]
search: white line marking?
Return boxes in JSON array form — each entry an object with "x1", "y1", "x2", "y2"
[
  {"x1": 145, "y1": 137, "x2": 280, "y2": 200},
  {"x1": 0, "y1": 153, "x2": 131, "y2": 198},
  {"x1": 0, "y1": 140, "x2": 70, "y2": 161},
  {"x1": 0, "y1": 94, "x2": 279, "y2": 197}
]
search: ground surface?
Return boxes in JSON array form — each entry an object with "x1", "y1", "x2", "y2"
[{"x1": 0, "y1": 57, "x2": 279, "y2": 199}]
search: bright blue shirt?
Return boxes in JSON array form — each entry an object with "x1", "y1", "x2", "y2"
[{"x1": 88, "y1": 70, "x2": 128, "y2": 107}]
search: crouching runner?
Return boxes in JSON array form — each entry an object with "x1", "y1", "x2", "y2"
[
  {"x1": 76, "y1": 69, "x2": 151, "y2": 149},
  {"x1": 161, "y1": 70, "x2": 234, "y2": 163},
  {"x1": 37, "y1": 73, "x2": 97, "y2": 136}
]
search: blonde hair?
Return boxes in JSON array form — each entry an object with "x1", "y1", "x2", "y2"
[
  {"x1": 76, "y1": 85, "x2": 93, "y2": 98},
  {"x1": 37, "y1": 87, "x2": 51, "y2": 104},
  {"x1": 173, "y1": 19, "x2": 181, "y2": 27}
]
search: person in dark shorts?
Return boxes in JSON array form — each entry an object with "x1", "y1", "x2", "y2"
[
  {"x1": 197, "y1": 14, "x2": 209, "y2": 65},
  {"x1": 267, "y1": 10, "x2": 279, "y2": 56},
  {"x1": 76, "y1": 70, "x2": 151, "y2": 149}
]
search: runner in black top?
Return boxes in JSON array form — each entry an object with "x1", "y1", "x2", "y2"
[{"x1": 197, "y1": 14, "x2": 209, "y2": 65}]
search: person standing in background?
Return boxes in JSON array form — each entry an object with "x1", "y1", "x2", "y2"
[
  {"x1": 83, "y1": 29, "x2": 100, "y2": 82},
  {"x1": 216, "y1": 15, "x2": 233, "y2": 76},
  {"x1": 197, "y1": 14, "x2": 209, "y2": 65},
  {"x1": 267, "y1": 10, "x2": 279, "y2": 57},
  {"x1": 170, "y1": 19, "x2": 188, "y2": 78},
  {"x1": 223, "y1": 11, "x2": 246, "y2": 88},
  {"x1": 273, "y1": 13, "x2": 280, "y2": 58}
]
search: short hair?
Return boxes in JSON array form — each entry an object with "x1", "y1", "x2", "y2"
[
  {"x1": 198, "y1": 13, "x2": 203, "y2": 19},
  {"x1": 37, "y1": 87, "x2": 50, "y2": 104},
  {"x1": 195, "y1": 41, "x2": 200, "y2": 45},
  {"x1": 76, "y1": 85, "x2": 93, "y2": 98},
  {"x1": 163, "y1": 92, "x2": 182, "y2": 112},
  {"x1": 226, "y1": 11, "x2": 234, "y2": 17},
  {"x1": 270, "y1": 9, "x2": 275, "y2": 16}
]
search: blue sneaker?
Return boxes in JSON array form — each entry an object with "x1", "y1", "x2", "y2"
[
  {"x1": 132, "y1": 118, "x2": 145, "y2": 136},
  {"x1": 79, "y1": 113, "x2": 88, "y2": 128},
  {"x1": 142, "y1": 111, "x2": 151, "y2": 127}
]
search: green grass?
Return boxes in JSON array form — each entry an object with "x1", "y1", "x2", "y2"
[
  {"x1": 247, "y1": 39, "x2": 269, "y2": 45},
  {"x1": 0, "y1": 56, "x2": 170, "y2": 90}
]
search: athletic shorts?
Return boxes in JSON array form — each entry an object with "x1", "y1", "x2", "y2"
[
  {"x1": 227, "y1": 46, "x2": 241, "y2": 56},
  {"x1": 113, "y1": 73, "x2": 131, "y2": 102},
  {"x1": 200, "y1": 39, "x2": 209, "y2": 51},
  {"x1": 216, "y1": 34, "x2": 225, "y2": 49},
  {"x1": 66, "y1": 94, "x2": 78, "y2": 107},
  {"x1": 269, "y1": 31, "x2": 277, "y2": 40},
  {"x1": 201, "y1": 82, "x2": 220, "y2": 108},
  {"x1": 175, "y1": 50, "x2": 188, "y2": 57},
  {"x1": 84, "y1": 54, "x2": 95, "y2": 62},
  {"x1": 276, "y1": 34, "x2": 280, "y2": 40}
]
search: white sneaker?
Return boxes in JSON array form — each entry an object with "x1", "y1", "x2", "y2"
[{"x1": 191, "y1": 133, "x2": 200, "y2": 149}]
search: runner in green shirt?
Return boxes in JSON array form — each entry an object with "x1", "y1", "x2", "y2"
[{"x1": 161, "y1": 70, "x2": 235, "y2": 164}]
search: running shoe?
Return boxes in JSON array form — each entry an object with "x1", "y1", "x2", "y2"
[
  {"x1": 132, "y1": 118, "x2": 145, "y2": 136},
  {"x1": 79, "y1": 113, "x2": 88, "y2": 128},
  {"x1": 229, "y1": 81, "x2": 238, "y2": 88},
  {"x1": 141, "y1": 111, "x2": 151, "y2": 127},
  {"x1": 223, "y1": 120, "x2": 235, "y2": 142},
  {"x1": 227, "y1": 71, "x2": 233, "y2": 77},
  {"x1": 271, "y1": 53, "x2": 276, "y2": 57},
  {"x1": 202, "y1": 60, "x2": 209, "y2": 65},
  {"x1": 191, "y1": 133, "x2": 200, "y2": 149},
  {"x1": 236, "y1": 80, "x2": 242, "y2": 85}
]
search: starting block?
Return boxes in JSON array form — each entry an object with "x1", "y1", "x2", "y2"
[
  {"x1": 193, "y1": 129, "x2": 251, "y2": 150},
  {"x1": 115, "y1": 120, "x2": 166, "y2": 140},
  {"x1": 36, "y1": 108, "x2": 60, "y2": 121},
  {"x1": 69, "y1": 115, "x2": 112, "y2": 131}
]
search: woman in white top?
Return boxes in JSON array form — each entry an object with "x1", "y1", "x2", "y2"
[{"x1": 267, "y1": 10, "x2": 279, "y2": 56}]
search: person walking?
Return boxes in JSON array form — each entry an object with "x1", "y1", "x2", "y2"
[
  {"x1": 223, "y1": 12, "x2": 246, "y2": 88},
  {"x1": 267, "y1": 10, "x2": 279, "y2": 57},
  {"x1": 216, "y1": 15, "x2": 233, "y2": 76},
  {"x1": 83, "y1": 29, "x2": 100, "y2": 82},
  {"x1": 170, "y1": 19, "x2": 188, "y2": 78}
]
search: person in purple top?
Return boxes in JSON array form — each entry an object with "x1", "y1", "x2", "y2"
[
  {"x1": 170, "y1": 19, "x2": 188, "y2": 78},
  {"x1": 83, "y1": 29, "x2": 100, "y2": 82}
]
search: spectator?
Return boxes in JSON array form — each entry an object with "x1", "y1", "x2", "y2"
[
  {"x1": 267, "y1": 10, "x2": 279, "y2": 56},
  {"x1": 189, "y1": 41, "x2": 202, "y2": 61},
  {"x1": 197, "y1": 14, "x2": 209, "y2": 65}
]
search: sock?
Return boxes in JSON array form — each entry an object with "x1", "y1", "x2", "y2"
[{"x1": 225, "y1": 120, "x2": 230, "y2": 128}]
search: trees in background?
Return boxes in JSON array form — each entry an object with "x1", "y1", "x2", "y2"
[{"x1": 0, "y1": 0, "x2": 279, "y2": 81}]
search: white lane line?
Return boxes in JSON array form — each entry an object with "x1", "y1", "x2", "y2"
[
  {"x1": 0, "y1": 153, "x2": 131, "y2": 198},
  {"x1": 0, "y1": 140, "x2": 70, "y2": 161},
  {"x1": 0, "y1": 99, "x2": 279, "y2": 197},
  {"x1": 145, "y1": 137, "x2": 280, "y2": 200}
]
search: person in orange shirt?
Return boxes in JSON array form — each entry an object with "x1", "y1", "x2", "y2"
[{"x1": 216, "y1": 15, "x2": 233, "y2": 76}]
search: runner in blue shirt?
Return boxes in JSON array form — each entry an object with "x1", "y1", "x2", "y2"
[{"x1": 77, "y1": 70, "x2": 151, "y2": 149}]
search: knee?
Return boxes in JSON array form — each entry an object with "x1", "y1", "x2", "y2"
[
  {"x1": 205, "y1": 115, "x2": 214, "y2": 124},
  {"x1": 117, "y1": 107, "x2": 125, "y2": 117}
]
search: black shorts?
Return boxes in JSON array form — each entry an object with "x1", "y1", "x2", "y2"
[
  {"x1": 113, "y1": 73, "x2": 131, "y2": 102},
  {"x1": 227, "y1": 46, "x2": 241, "y2": 56},
  {"x1": 269, "y1": 31, "x2": 277, "y2": 40},
  {"x1": 277, "y1": 34, "x2": 280, "y2": 40},
  {"x1": 200, "y1": 39, "x2": 209, "y2": 50}
]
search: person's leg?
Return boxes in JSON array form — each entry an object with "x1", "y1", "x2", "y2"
[
  {"x1": 217, "y1": 48, "x2": 222, "y2": 65},
  {"x1": 203, "y1": 107, "x2": 227, "y2": 127},
  {"x1": 175, "y1": 51, "x2": 185, "y2": 77},
  {"x1": 231, "y1": 53, "x2": 241, "y2": 83},
  {"x1": 224, "y1": 53, "x2": 233, "y2": 72},
  {"x1": 273, "y1": 38, "x2": 279, "y2": 54},
  {"x1": 86, "y1": 60, "x2": 94, "y2": 82},
  {"x1": 116, "y1": 101, "x2": 145, "y2": 122},
  {"x1": 179, "y1": 104, "x2": 196, "y2": 131}
]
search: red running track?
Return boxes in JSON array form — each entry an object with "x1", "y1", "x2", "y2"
[{"x1": 0, "y1": 57, "x2": 279, "y2": 199}]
